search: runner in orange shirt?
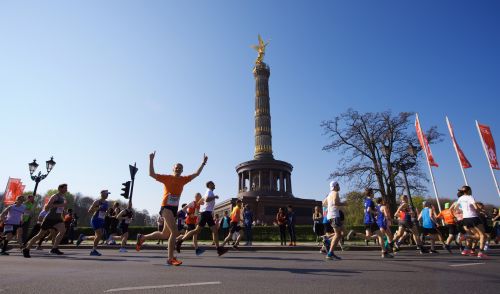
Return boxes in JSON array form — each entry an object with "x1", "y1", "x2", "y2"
[
  {"x1": 136, "y1": 151, "x2": 207, "y2": 266},
  {"x1": 436, "y1": 202, "x2": 456, "y2": 253},
  {"x1": 181, "y1": 193, "x2": 202, "y2": 254},
  {"x1": 221, "y1": 200, "x2": 243, "y2": 249}
]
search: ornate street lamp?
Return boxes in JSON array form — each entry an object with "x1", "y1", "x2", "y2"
[{"x1": 29, "y1": 157, "x2": 56, "y2": 197}]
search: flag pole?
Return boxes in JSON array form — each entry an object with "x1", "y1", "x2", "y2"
[
  {"x1": 446, "y1": 116, "x2": 469, "y2": 186},
  {"x1": 416, "y1": 113, "x2": 442, "y2": 212},
  {"x1": 475, "y1": 120, "x2": 500, "y2": 198}
]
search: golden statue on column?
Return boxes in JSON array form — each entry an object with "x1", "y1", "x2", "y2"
[{"x1": 252, "y1": 34, "x2": 269, "y2": 64}]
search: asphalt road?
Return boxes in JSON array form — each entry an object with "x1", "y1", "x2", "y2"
[{"x1": 0, "y1": 247, "x2": 498, "y2": 294}]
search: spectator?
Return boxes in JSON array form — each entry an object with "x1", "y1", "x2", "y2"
[
  {"x1": 219, "y1": 211, "x2": 231, "y2": 241},
  {"x1": 312, "y1": 206, "x2": 324, "y2": 244},
  {"x1": 243, "y1": 205, "x2": 253, "y2": 246},
  {"x1": 69, "y1": 212, "x2": 78, "y2": 244},
  {"x1": 287, "y1": 205, "x2": 296, "y2": 246},
  {"x1": 276, "y1": 207, "x2": 287, "y2": 246}
]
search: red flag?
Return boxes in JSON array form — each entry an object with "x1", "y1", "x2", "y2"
[
  {"x1": 478, "y1": 123, "x2": 500, "y2": 170},
  {"x1": 446, "y1": 118, "x2": 472, "y2": 169},
  {"x1": 3, "y1": 178, "x2": 23, "y2": 205},
  {"x1": 415, "y1": 114, "x2": 438, "y2": 167}
]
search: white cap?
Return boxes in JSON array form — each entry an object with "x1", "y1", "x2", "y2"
[{"x1": 330, "y1": 181, "x2": 339, "y2": 191}]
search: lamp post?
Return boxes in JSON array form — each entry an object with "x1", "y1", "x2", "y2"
[{"x1": 29, "y1": 157, "x2": 56, "y2": 197}]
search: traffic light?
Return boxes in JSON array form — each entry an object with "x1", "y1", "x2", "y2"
[{"x1": 121, "y1": 181, "x2": 131, "y2": 199}]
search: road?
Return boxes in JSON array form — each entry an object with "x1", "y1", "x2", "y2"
[{"x1": 0, "y1": 247, "x2": 498, "y2": 294}]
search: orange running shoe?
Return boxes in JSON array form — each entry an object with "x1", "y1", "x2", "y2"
[
  {"x1": 136, "y1": 234, "x2": 145, "y2": 252},
  {"x1": 167, "y1": 257, "x2": 183, "y2": 266}
]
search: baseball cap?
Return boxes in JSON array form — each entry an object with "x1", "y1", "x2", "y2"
[{"x1": 100, "y1": 190, "x2": 111, "y2": 195}]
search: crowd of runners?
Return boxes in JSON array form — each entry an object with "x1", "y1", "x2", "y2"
[{"x1": 1, "y1": 151, "x2": 499, "y2": 265}]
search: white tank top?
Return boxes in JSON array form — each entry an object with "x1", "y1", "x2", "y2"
[{"x1": 327, "y1": 192, "x2": 340, "y2": 220}]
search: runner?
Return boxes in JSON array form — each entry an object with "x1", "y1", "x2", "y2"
[
  {"x1": 176, "y1": 193, "x2": 202, "y2": 253},
  {"x1": 374, "y1": 197, "x2": 395, "y2": 258},
  {"x1": 23, "y1": 184, "x2": 68, "y2": 258},
  {"x1": 114, "y1": 202, "x2": 134, "y2": 253},
  {"x1": 436, "y1": 202, "x2": 456, "y2": 253},
  {"x1": 20, "y1": 195, "x2": 35, "y2": 245},
  {"x1": 176, "y1": 181, "x2": 228, "y2": 256},
  {"x1": 0, "y1": 195, "x2": 26, "y2": 255},
  {"x1": 418, "y1": 201, "x2": 445, "y2": 254},
  {"x1": 323, "y1": 181, "x2": 345, "y2": 261},
  {"x1": 135, "y1": 151, "x2": 207, "y2": 266},
  {"x1": 76, "y1": 190, "x2": 111, "y2": 256},
  {"x1": 105, "y1": 202, "x2": 121, "y2": 245},
  {"x1": 361, "y1": 188, "x2": 378, "y2": 245},
  {"x1": 221, "y1": 200, "x2": 243, "y2": 249},
  {"x1": 450, "y1": 186, "x2": 488, "y2": 258},
  {"x1": 393, "y1": 195, "x2": 426, "y2": 254}
]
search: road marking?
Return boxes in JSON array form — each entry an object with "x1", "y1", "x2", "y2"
[
  {"x1": 104, "y1": 281, "x2": 222, "y2": 292},
  {"x1": 449, "y1": 262, "x2": 485, "y2": 267}
]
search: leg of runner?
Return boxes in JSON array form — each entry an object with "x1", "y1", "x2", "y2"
[
  {"x1": 50, "y1": 222, "x2": 66, "y2": 255},
  {"x1": 23, "y1": 228, "x2": 50, "y2": 258},
  {"x1": 90, "y1": 228, "x2": 103, "y2": 256},
  {"x1": 136, "y1": 226, "x2": 170, "y2": 251},
  {"x1": 161, "y1": 208, "x2": 181, "y2": 265},
  {"x1": 1, "y1": 231, "x2": 14, "y2": 255}
]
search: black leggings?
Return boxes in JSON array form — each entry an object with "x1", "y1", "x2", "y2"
[
  {"x1": 279, "y1": 225, "x2": 287, "y2": 244},
  {"x1": 288, "y1": 225, "x2": 297, "y2": 243}
]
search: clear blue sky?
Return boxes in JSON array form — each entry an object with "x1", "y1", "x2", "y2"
[{"x1": 1, "y1": 1, "x2": 499, "y2": 215}]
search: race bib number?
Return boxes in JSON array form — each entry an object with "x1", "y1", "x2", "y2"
[
  {"x1": 98, "y1": 211, "x2": 106, "y2": 219},
  {"x1": 4, "y1": 225, "x2": 13, "y2": 232},
  {"x1": 166, "y1": 194, "x2": 180, "y2": 206},
  {"x1": 56, "y1": 207, "x2": 64, "y2": 214}
]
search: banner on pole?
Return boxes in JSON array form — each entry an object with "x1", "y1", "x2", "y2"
[
  {"x1": 478, "y1": 123, "x2": 499, "y2": 170},
  {"x1": 3, "y1": 178, "x2": 25, "y2": 205},
  {"x1": 446, "y1": 118, "x2": 472, "y2": 169},
  {"x1": 415, "y1": 115, "x2": 439, "y2": 167}
]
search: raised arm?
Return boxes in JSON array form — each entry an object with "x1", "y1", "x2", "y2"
[
  {"x1": 189, "y1": 154, "x2": 208, "y2": 180},
  {"x1": 149, "y1": 151, "x2": 157, "y2": 179}
]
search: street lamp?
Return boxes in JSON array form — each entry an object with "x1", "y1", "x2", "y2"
[{"x1": 29, "y1": 157, "x2": 56, "y2": 197}]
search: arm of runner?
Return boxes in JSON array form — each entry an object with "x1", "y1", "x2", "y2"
[
  {"x1": 149, "y1": 151, "x2": 158, "y2": 179},
  {"x1": 45, "y1": 194, "x2": 58, "y2": 212},
  {"x1": 115, "y1": 209, "x2": 126, "y2": 220},
  {"x1": 417, "y1": 210, "x2": 422, "y2": 221},
  {"x1": 188, "y1": 153, "x2": 208, "y2": 180},
  {"x1": 88, "y1": 200, "x2": 99, "y2": 214},
  {"x1": 0, "y1": 205, "x2": 11, "y2": 220}
]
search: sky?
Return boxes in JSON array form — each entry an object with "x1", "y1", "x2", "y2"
[{"x1": 1, "y1": 0, "x2": 499, "y2": 215}]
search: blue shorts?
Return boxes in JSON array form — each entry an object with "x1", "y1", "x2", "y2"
[{"x1": 91, "y1": 217, "x2": 105, "y2": 230}]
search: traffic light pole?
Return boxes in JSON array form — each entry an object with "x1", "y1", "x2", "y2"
[{"x1": 128, "y1": 163, "x2": 138, "y2": 206}]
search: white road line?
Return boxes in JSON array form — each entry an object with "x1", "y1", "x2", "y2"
[
  {"x1": 104, "y1": 281, "x2": 222, "y2": 293},
  {"x1": 449, "y1": 262, "x2": 485, "y2": 267}
]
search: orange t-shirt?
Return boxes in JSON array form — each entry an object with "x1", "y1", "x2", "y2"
[
  {"x1": 230, "y1": 206, "x2": 241, "y2": 223},
  {"x1": 154, "y1": 174, "x2": 193, "y2": 207},
  {"x1": 437, "y1": 209, "x2": 455, "y2": 225}
]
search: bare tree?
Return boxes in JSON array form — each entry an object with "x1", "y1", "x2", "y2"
[{"x1": 321, "y1": 109, "x2": 442, "y2": 212}]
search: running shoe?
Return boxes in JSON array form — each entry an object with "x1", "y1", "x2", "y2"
[
  {"x1": 325, "y1": 251, "x2": 342, "y2": 260},
  {"x1": 381, "y1": 252, "x2": 394, "y2": 258},
  {"x1": 429, "y1": 250, "x2": 439, "y2": 254},
  {"x1": 35, "y1": 246, "x2": 43, "y2": 251},
  {"x1": 477, "y1": 252, "x2": 489, "y2": 259},
  {"x1": 119, "y1": 248, "x2": 128, "y2": 253},
  {"x1": 166, "y1": 257, "x2": 182, "y2": 266},
  {"x1": 175, "y1": 239, "x2": 183, "y2": 253},
  {"x1": 419, "y1": 248, "x2": 428, "y2": 254},
  {"x1": 195, "y1": 248, "x2": 206, "y2": 256},
  {"x1": 461, "y1": 249, "x2": 471, "y2": 256},
  {"x1": 346, "y1": 230, "x2": 355, "y2": 241},
  {"x1": 217, "y1": 246, "x2": 229, "y2": 256},
  {"x1": 76, "y1": 234, "x2": 84, "y2": 246},
  {"x1": 135, "y1": 234, "x2": 144, "y2": 252},
  {"x1": 232, "y1": 244, "x2": 239, "y2": 250},
  {"x1": 50, "y1": 248, "x2": 64, "y2": 255},
  {"x1": 319, "y1": 248, "x2": 327, "y2": 254},
  {"x1": 90, "y1": 249, "x2": 102, "y2": 256},
  {"x1": 22, "y1": 248, "x2": 30, "y2": 258},
  {"x1": 468, "y1": 250, "x2": 476, "y2": 256},
  {"x1": 109, "y1": 240, "x2": 117, "y2": 246},
  {"x1": 444, "y1": 244, "x2": 452, "y2": 254}
]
